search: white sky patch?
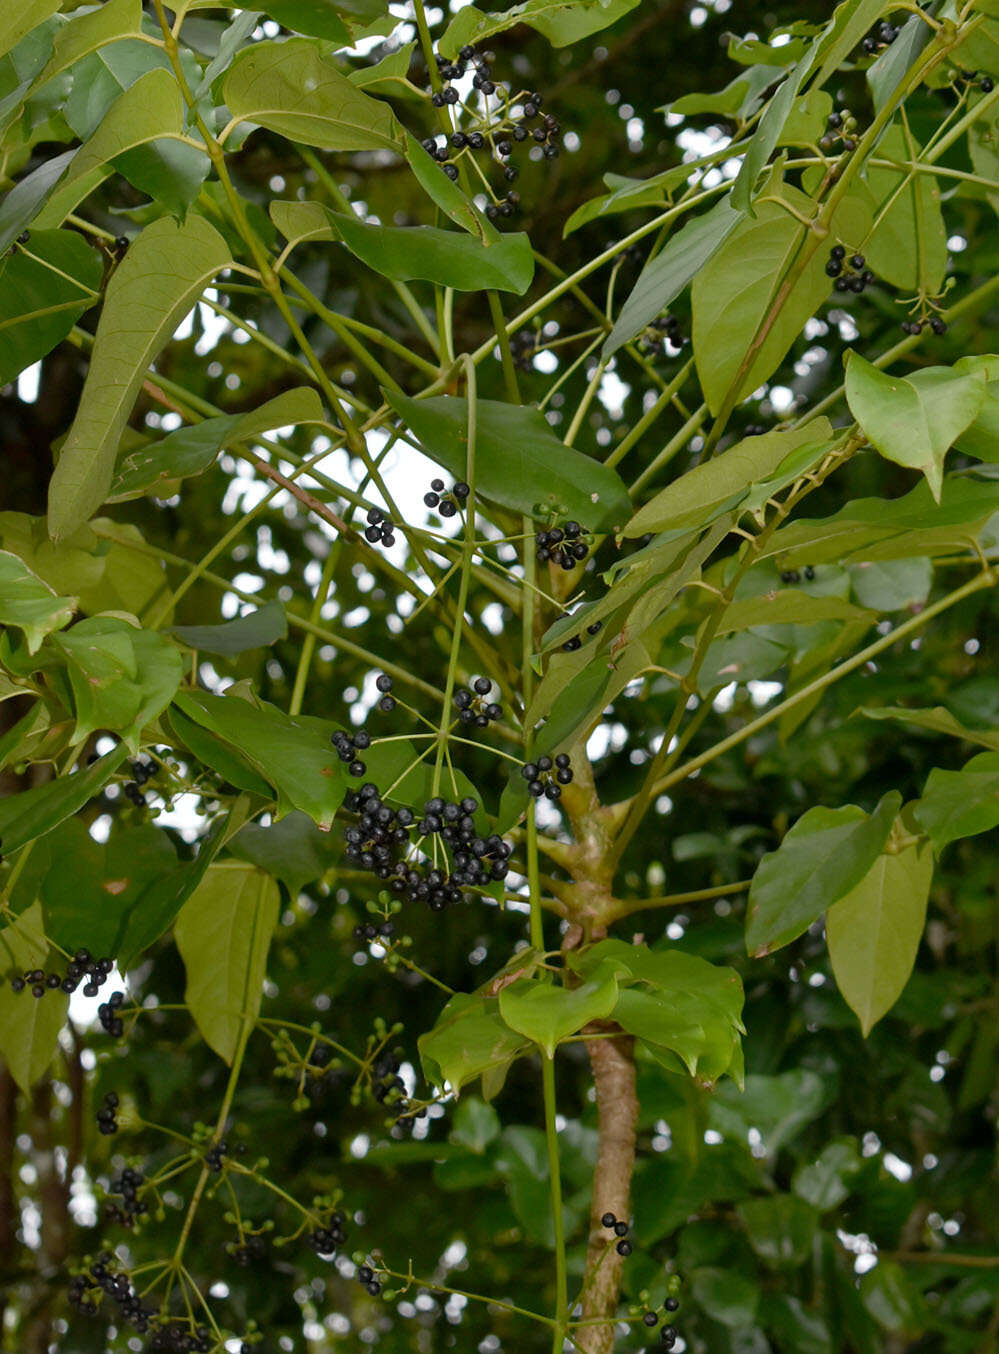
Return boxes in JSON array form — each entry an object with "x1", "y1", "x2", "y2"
[
  {"x1": 597, "y1": 368, "x2": 630, "y2": 418},
  {"x1": 17, "y1": 361, "x2": 41, "y2": 403}
]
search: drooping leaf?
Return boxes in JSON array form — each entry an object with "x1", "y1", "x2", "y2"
[
  {"x1": 862, "y1": 124, "x2": 946, "y2": 291},
  {"x1": 745, "y1": 793, "x2": 901, "y2": 956},
  {"x1": 0, "y1": 745, "x2": 128, "y2": 855},
  {"x1": 667, "y1": 66, "x2": 775, "y2": 120},
  {"x1": 405, "y1": 132, "x2": 494, "y2": 240},
  {"x1": 826, "y1": 834, "x2": 933, "y2": 1035},
  {"x1": 0, "y1": 549, "x2": 75, "y2": 652},
  {"x1": 387, "y1": 393, "x2": 631, "y2": 532},
  {"x1": 228, "y1": 811, "x2": 343, "y2": 898},
  {"x1": 168, "y1": 706, "x2": 274, "y2": 799},
  {"x1": 348, "y1": 42, "x2": 416, "y2": 92},
  {"x1": 603, "y1": 194, "x2": 744, "y2": 360},
  {"x1": 731, "y1": 55, "x2": 807, "y2": 213},
  {"x1": 845, "y1": 352, "x2": 987, "y2": 501},
  {"x1": 807, "y1": 0, "x2": 888, "y2": 89},
  {"x1": 47, "y1": 213, "x2": 231, "y2": 540},
  {"x1": 498, "y1": 961, "x2": 622, "y2": 1059},
  {"x1": 222, "y1": 37, "x2": 404, "y2": 152},
  {"x1": 0, "y1": 228, "x2": 102, "y2": 387},
  {"x1": 0, "y1": 149, "x2": 76, "y2": 255},
  {"x1": 255, "y1": 0, "x2": 350, "y2": 41},
  {"x1": 269, "y1": 202, "x2": 535, "y2": 293},
  {"x1": 172, "y1": 689, "x2": 347, "y2": 828},
  {"x1": 440, "y1": 0, "x2": 641, "y2": 57},
  {"x1": 169, "y1": 602, "x2": 288, "y2": 657},
  {"x1": 419, "y1": 992, "x2": 531, "y2": 1097},
  {"x1": 623, "y1": 420, "x2": 834, "y2": 537},
  {"x1": 174, "y1": 861, "x2": 280, "y2": 1064},
  {"x1": 913, "y1": 752, "x2": 999, "y2": 853},
  {"x1": 0, "y1": 902, "x2": 68, "y2": 1094},
  {"x1": 868, "y1": 15, "x2": 932, "y2": 111},
  {"x1": 857, "y1": 703, "x2": 999, "y2": 749}
]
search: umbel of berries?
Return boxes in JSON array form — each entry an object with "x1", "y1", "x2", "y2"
[
  {"x1": 424, "y1": 477, "x2": 470, "y2": 518},
  {"x1": 522, "y1": 752, "x2": 574, "y2": 801},
  {"x1": 536, "y1": 520, "x2": 590, "y2": 571},
  {"x1": 454, "y1": 675, "x2": 502, "y2": 727}
]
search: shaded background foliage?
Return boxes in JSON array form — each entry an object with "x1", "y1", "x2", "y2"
[{"x1": 1, "y1": 2, "x2": 998, "y2": 1354}]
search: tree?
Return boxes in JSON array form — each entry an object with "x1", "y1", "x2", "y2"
[{"x1": 1, "y1": 0, "x2": 999, "y2": 1351}]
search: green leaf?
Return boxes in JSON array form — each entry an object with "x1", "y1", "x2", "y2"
[
  {"x1": 0, "y1": 548, "x2": 75, "y2": 652},
  {"x1": 451, "y1": 1097, "x2": 501, "y2": 1153},
  {"x1": 858, "y1": 125, "x2": 947, "y2": 293},
  {"x1": 222, "y1": 37, "x2": 404, "y2": 152},
  {"x1": 693, "y1": 184, "x2": 871, "y2": 415},
  {"x1": 952, "y1": 355, "x2": 999, "y2": 462},
  {"x1": 868, "y1": 16, "x2": 932, "y2": 111},
  {"x1": 172, "y1": 689, "x2": 347, "y2": 828},
  {"x1": 169, "y1": 602, "x2": 288, "y2": 657},
  {"x1": 0, "y1": 0, "x2": 60, "y2": 62},
  {"x1": 848, "y1": 557, "x2": 933, "y2": 611},
  {"x1": 348, "y1": 42, "x2": 416, "y2": 92},
  {"x1": 498, "y1": 961, "x2": 621, "y2": 1059},
  {"x1": 858, "y1": 703, "x2": 999, "y2": 749},
  {"x1": 845, "y1": 353, "x2": 987, "y2": 501},
  {"x1": 0, "y1": 149, "x2": 76, "y2": 255},
  {"x1": 108, "y1": 387, "x2": 324, "y2": 502},
  {"x1": 709, "y1": 1068, "x2": 830, "y2": 1156},
  {"x1": 256, "y1": 0, "x2": 350, "y2": 41},
  {"x1": 418, "y1": 993, "x2": 531, "y2": 1097},
  {"x1": 51, "y1": 617, "x2": 183, "y2": 753},
  {"x1": 860, "y1": 1262, "x2": 928, "y2": 1334},
  {"x1": 46, "y1": 213, "x2": 231, "y2": 540},
  {"x1": 745, "y1": 793, "x2": 901, "y2": 956},
  {"x1": 603, "y1": 195, "x2": 744, "y2": 360},
  {"x1": 387, "y1": 393, "x2": 631, "y2": 532},
  {"x1": 717, "y1": 589, "x2": 870, "y2": 634},
  {"x1": 36, "y1": 0, "x2": 143, "y2": 87},
  {"x1": 440, "y1": 0, "x2": 641, "y2": 56},
  {"x1": 174, "y1": 861, "x2": 280, "y2": 1064},
  {"x1": 405, "y1": 132, "x2": 494, "y2": 240},
  {"x1": 0, "y1": 744, "x2": 128, "y2": 854},
  {"x1": 63, "y1": 39, "x2": 174, "y2": 140},
  {"x1": 762, "y1": 1296, "x2": 833, "y2": 1354},
  {"x1": 737, "y1": 1195, "x2": 819, "y2": 1267},
  {"x1": 827, "y1": 833, "x2": 933, "y2": 1035},
  {"x1": 807, "y1": 0, "x2": 887, "y2": 89},
  {"x1": 168, "y1": 705, "x2": 274, "y2": 799},
  {"x1": 0, "y1": 228, "x2": 102, "y2": 387},
  {"x1": 731, "y1": 56, "x2": 807, "y2": 213},
  {"x1": 689, "y1": 1267, "x2": 760, "y2": 1328},
  {"x1": 269, "y1": 202, "x2": 535, "y2": 294},
  {"x1": 623, "y1": 421, "x2": 834, "y2": 538},
  {"x1": 667, "y1": 66, "x2": 775, "y2": 120},
  {"x1": 792, "y1": 1139, "x2": 863, "y2": 1210},
  {"x1": 56, "y1": 65, "x2": 185, "y2": 191},
  {"x1": 0, "y1": 902, "x2": 68, "y2": 1094},
  {"x1": 913, "y1": 752, "x2": 999, "y2": 853},
  {"x1": 228, "y1": 811, "x2": 342, "y2": 897}
]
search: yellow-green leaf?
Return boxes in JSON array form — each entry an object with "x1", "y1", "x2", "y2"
[
  {"x1": 0, "y1": 548, "x2": 75, "y2": 651},
  {"x1": 0, "y1": 903, "x2": 68, "y2": 1093}
]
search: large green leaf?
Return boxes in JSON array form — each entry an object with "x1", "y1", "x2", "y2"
[
  {"x1": 169, "y1": 602, "x2": 288, "y2": 657},
  {"x1": 603, "y1": 195, "x2": 743, "y2": 360},
  {"x1": 440, "y1": 0, "x2": 641, "y2": 56},
  {"x1": 0, "y1": 902, "x2": 68, "y2": 1094},
  {"x1": 174, "y1": 861, "x2": 280, "y2": 1064},
  {"x1": 172, "y1": 689, "x2": 348, "y2": 828},
  {"x1": 623, "y1": 420, "x2": 833, "y2": 538},
  {"x1": 50, "y1": 617, "x2": 183, "y2": 753},
  {"x1": 848, "y1": 557, "x2": 933, "y2": 612},
  {"x1": 913, "y1": 752, "x2": 999, "y2": 853},
  {"x1": 36, "y1": 0, "x2": 143, "y2": 87},
  {"x1": 792, "y1": 1139, "x2": 863, "y2": 1210},
  {"x1": 222, "y1": 37, "x2": 404, "y2": 152},
  {"x1": 738, "y1": 1196, "x2": 819, "y2": 1267},
  {"x1": 405, "y1": 132, "x2": 494, "y2": 240},
  {"x1": 387, "y1": 393, "x2": 631, "y2": 532},
  {"x1": 418, "y1": 992, "x2": 531, "y2": 1097},
  {"x1": 0, "y1": 549, "x2": 75, "y2": 652},
  {"x1": 47, "y1": 213, "x2": 231, "y2": 540},
  {"x1": 55, "y1": 65, "x2": 185, "y2": 194},
  {"x1": 0, "y1": 0, "x2": 60, "y2": 62},
  {"x1": 731, "y1": 56, "x2": 807, "y2": 213},
  {"x1": 807, "y1": 0, "x2": 887, "y2": 88},
  {"x1": 857, "y1": 704, "x2": 999, "y2": 750},
  {"x1": 710, "y1": 1068, "x2": 830, "y2": 1156},
  {"x1": 269, "y1": 202, "x2": 534, "y2": 294},
  {"x1": 693, "y1": 183, "x2": 870, "y2": 415},
  {"x1": 256, "y1": 0, "x2": 350, "y2": 41},
  {"x1": 497, "y1": 961, "x2": 622, "y2": 1059},
  {"x1": 827, "y1": 835, "x2": 934, "y2": 1034},
  {"x1": 745, "y1": 793, "x2": 900, "y2": 956},
  {"x1": 0, "y1": 744, "x2": 128, "y2": 854},
  {"x1": 845, "y1": 353, "x2": 986, "y2": 501},
  {"x1": 690, "y1": 1268, "x2": 761, "y2": 1328},
  {"x1": 229, "y1": 811, "x2": 343, "y2": 897},
  {"x1": 0, "y1": 228, "x2": 102, "y2": 386},
  {"x1": 63, "y1": 38, "x2": 174, "y2": 139}
]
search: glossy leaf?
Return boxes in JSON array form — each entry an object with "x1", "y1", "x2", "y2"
[
  {"x1": 0, "y1": 745, "x2": 128, "y2": 855},
  {"x1": 792, "y1": 1139, "x2": 863, "y2": 1210},
  {"x1": 827, "y1": 834, "x2": 933, "y2": 1035},
  {"x1": 47, "y1": 213, "x2": 231, "y2": 540},
  {"x1": 624, "y1": 421, "x2": 833, "y2": 538},
  {"x1": 0, "y1": 903, "x2": 68, "y2": 1094},
  {"x1": 913, "y1": 752, "x2": 999, "y2": 853},
  {"x1": 845, "y1": 354, "x2": 985, "y2": 501},
  {"x1": 168, "y1": 705, "x2": 274, "y2": 799},
  {"x1": 498, "y1": 961, "x2": 622, "y2": 1059},
  {"x1": 0, "y1": 549, "x2": 75, "y2": 652},
  {"x1": 738, "y1": 1195, "x2": 819, "y2": 1266},
  {"x1": 710, "y1": 1068, "x2": 830, "y2": 1156},
  {"x1": 222, "y1": 38, "x2": 404, "y2": 152},
  {"x1": 256, "y1": 0, "x2": 350, "y2": 41},
  {"x1": 0, "y1": 149, "x2": 76, "y2": 255},
  {"x1": 405, "y1": 132, "x2": 494, "y2": 240},
  {"x1": 419, "y1": 993, "x2": 531, "y2": 1097},
  {"x1": 270, "y1": 202, "x2": 534, "y2": 293},
  {"x1": 441, "y1": 0, "x2": 641, "y2": 56},
  {"x1": 172, "y1": 689, "x2": 347, "y2": 828},
  {"x1": 0, "y1": 228, "x2": 102, "y2": 387},
  {"x1": 745, "y1": 793, "x2": 901, "y2": 956},
  {"x1": 388, "y1": 392, "x2": 631, "y2": 532},
  {"x1": 174, "y1": 862, "x2": 280, "y2": 1064},
  {"x1": 170, "y1": 602, "x2": 288, "y2": 657},
  {"x1": 229, "y1": 811, "x2": 343, "y2": 897},
  {"x1": 603, "y1": 194, "x2": 743, "y2": 360}
]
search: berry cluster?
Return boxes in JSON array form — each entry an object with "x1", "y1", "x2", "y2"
[
  {"x1": 642, "y1": 1292, "x2": 681, "y2": 1345},
  {"x1": 638, "y1": 312, "x2": 685, "y2": 357},
  {"x1": 353, "y1": 917, "x2": 395, "y2": 944},
  {"x1": 106, "y1": 1167, "x2": 147, "y2": 1226},
  {"x1": 205, "y1": 1139, "x2": 228, "y2": 1173},
  {"x1": 819, "y1": 108, "x2": 858, "y2": 153},
  {"x1": 308, "y1": 1210, "x2": 348, "y2": 1256},
  {"x1": 424, "y1": 477, "x2": 470, "y2": 517},
  {"x1": 861, "y1": 20, "x2": 900, "y2": 55},
  {"x1": 780, "y1": 566, "x2": 815, "y2": 583},
  {"x1": 69, "y1": 1256, "x2": 163, "y2": 1338},
  {"x1": 230, "y1": 1234, "x2": 267, "y2": 1266},
  {"x1": 561, "y1": 617, "x2": 603, "y2": 652},
  {"x1": 374, "y1": 672, "x2": 396, "y2": 714},
  {"x1": 826, "y1": 246, "x2": 876, "y2": 293},
  {"x1": 355, "y1": 1260, "x2": 383, "y2": 1297},
  {"x1": 9, "y1": 947, "x2": 114, "y2": 998},
  {"x1": 536, "y1": 520, "x2": 590, "y2": 571},
  {"x1": 122, "y1": 757, "x2": 155, "y2": 807},
  {"x1": 96, "y1": 1091, "x2": 119, "y2": 1136},
  {"x1": 373, "y1": 1047, "x2": 411, "y2": 1115},
  {"x1": 521, "y1": 753, "x2": 573, "y2": 801},
  {"x1": 454, "y1": 675, "x2": 502, "y2": 727},
  {"x1": 344, "y1": 783, "x2": 511, "y2": 909},
  {"x1": 902, "y1": 314, "x2": 947, "y2": 336},
  {"x1": 363, "y1": 506, "x2": 397, "y2": 550},
  {"x1": 331, "y1": 726, "x2": 372, "y2": 778},
  {"x1": 98, "y1": 990, "x2": 125, "y2": 1038},
  {"x1": 600, "y1": 1210, "x2": 633, "y2": 1256}
]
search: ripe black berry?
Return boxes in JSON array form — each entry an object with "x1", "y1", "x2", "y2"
[
  {"x1": 601, "y1": 1212, "x2": 617, "y2": 1228},
  {"x1": 664, "y1": 1297, "x2": 679, "y2": 1312},
  {"x1": 644, "y1": 1312, "x2": 658, "y2": 1326},
  {"x1": 983, "y1": 76, "x2": 995, "y2": 93},
  {"x1": 616, "y1": 1239, "x2": 632, "y2": 1256}
]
